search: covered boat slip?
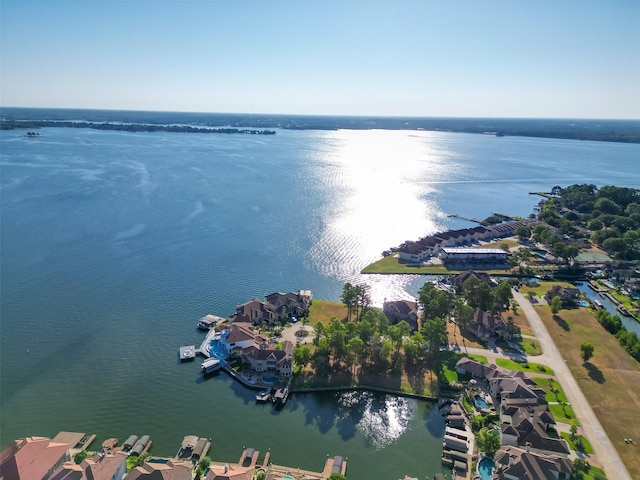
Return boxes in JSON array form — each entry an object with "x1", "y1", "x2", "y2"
[{"x1": 201, "y1": 358, "x2": 221, "y2": 373}]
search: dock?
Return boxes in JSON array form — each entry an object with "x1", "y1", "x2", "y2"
[
  {"x1": 52, "y1": 431, "x2": 96, "y2": 451},
  {"x1": 179, "y1": 345, "x2": 196, "y2": 361},
  {"x1": 322, "y1": 456, "x2": 347, "y2": 478},
  {"x1": 447, "y1": 213, "x2": 482, "y2": 224}
]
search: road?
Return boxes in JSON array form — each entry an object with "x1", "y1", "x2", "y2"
[{"x1": 512, "y1": 290, "x2": 631, "y2": 480}]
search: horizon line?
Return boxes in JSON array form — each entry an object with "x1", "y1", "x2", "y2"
[{"x1": 1, "y1": 105, "x2": 639, "y2": 122}]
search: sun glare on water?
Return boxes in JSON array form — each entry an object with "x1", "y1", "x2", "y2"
[{"x1": 308, "y1": 129, "x2": 453, "y2": 304}]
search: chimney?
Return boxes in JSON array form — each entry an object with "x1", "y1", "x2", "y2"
[{"x1": 509, "y1": 455, "x2": 515, "y2": 466}]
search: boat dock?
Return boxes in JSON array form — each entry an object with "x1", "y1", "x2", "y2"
[
  {"x1": 179, "y1": 345, "x2": 196, "y2": 361},
  {"x1": 447, "y1": 213, "x2": 482, "y2": 224},
  {"x1": 322, "y1": 456, "x2": 347, "y2": 478}
]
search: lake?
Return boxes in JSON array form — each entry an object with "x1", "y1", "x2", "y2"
[{"x1": 1, "y1": 124, "x2": 638, "y2": 479}]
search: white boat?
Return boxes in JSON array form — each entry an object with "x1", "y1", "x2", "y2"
[{"x1": 201, "y1": 358, "x2": 221, "y2": 374}]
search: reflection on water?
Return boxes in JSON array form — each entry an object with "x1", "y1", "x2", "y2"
[{"x1": 337, "y1": 391, "x2": 412, "y2": 449}]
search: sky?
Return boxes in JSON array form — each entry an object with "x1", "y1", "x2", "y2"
[{"x1": 1, "y1": 0, "x2": 639, "y2": 118}]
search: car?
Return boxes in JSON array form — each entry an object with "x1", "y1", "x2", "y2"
[{"x1": 291, "y1": 317, "x2": 298, "y2": 323}]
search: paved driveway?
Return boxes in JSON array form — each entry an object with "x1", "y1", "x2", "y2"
[
  {"x1": 280, "y1": 321, "x2": 314, "y2": 345},
  {"x1": 512, "y1": 290, "x2": 631, "y2": 480}
]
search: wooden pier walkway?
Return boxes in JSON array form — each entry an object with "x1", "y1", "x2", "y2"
[{"x1": 446, "y1": 213, "x2": 482, "y2": 224}]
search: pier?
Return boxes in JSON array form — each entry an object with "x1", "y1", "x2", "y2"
[{"x1": 447, "y1": 213, "x2": 483, "y2": 224}]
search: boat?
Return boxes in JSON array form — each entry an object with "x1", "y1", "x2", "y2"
[
  {"x1": 255, "y1": 389, "x2": 272, "y2": 403},
  {"x1": 593, "y1": 299, "x2": 604, "y2": 310},
  {"x1": 617, "y1": 304, "x2": 631, "y2": 316},
  {"x1": 272, "y1": 387, "x2": 289, "y2": 407},
  {"x1": 201, "y1": 358, "x2": 221, "y2": 374}
]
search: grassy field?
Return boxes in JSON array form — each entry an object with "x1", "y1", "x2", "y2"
[
  {"x1": 307, "y1": 300, "x2": 348, "y2": 325},
  {"x1": 361, "y1": 255, "x2": 452, "y2": 274},
  {"x1": 536, "y1": 305, "x2": 640, "y2": 479}
]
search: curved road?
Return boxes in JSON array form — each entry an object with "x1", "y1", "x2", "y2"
[{"x1": 512, "y1": 290, "x2": 631, "y2": 480}]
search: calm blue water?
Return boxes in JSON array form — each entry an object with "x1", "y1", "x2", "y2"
[{"x1": 1, "y1": 125, "x2": 639, "y2": 478}]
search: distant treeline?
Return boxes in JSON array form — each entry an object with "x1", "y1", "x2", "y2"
[
  {"x1": 0, "y1": 119, "x2": 276, "y2": 135},
  {"x1": 1, "y1": 107, "x2": 639, "y2": 143}
]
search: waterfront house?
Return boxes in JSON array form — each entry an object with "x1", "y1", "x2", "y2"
[
  {"x1": 493, "y1": 445, "x2": 572, "y2": 480},
  {"x1": 235, "y1": 298, "x2": 275, "y2": 325},
  {"x1": 48, "y1": 450, "x2": 127, "y2": 480},
  {"x1": 243, "y1": 341, "x2": 294, "y2": 377},
  {"x1": 219, "y1": 324, "x2": 264, "y2": 356},
  {"x1": 383, "y1": 299, "x2": 419, "y2": 331},
  {"x1": 265, "y1": 290, "x2": 312, "y2": 321},
  {"x1": 543, "y1": 285, "x2": 580, "y2": 307},
  {"x1": 204, "y1": 464, "x2": 253, "y2": 480},
  {"x1": 0, "y1": 436, "x2": 72, "y2": 480},
  {"x1": 127, "y1": 459, "x2": 193, "y2": 480},
  {"x1": 234, "y1": 291, "x2": 312, "y2": 326},
  {"x1": 449, "y1": 271, "x2": 496, "y2": 294}
]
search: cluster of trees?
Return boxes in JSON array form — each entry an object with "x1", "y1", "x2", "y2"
[
  {"x1": 340, "y1": 283, "x2": 372, "y2": 322},
  {"x1": 594, "y1": 310, "x2": 640, "y2": 361},
  {"x1": 295, "y1": 309, "x2": 418, "y2": 377},
  {"x1": 295, "y1": 277, "x2": 516, "y2": 380},
  {"x1": 540, "y1": 185, "x2": 640, "y2": 260}
]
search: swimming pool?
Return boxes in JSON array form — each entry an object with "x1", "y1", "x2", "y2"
[
  {"x1": 478, "y1": 457, "x2": 494, "y2": 480},
  {"x1": 281, "y1": 476, "x2": 295, "y2": 480},
  {"x1": 262, "y1": 376, "x2": 279, "y2": 383},
  {"x1": 474, "y1": 396, "x2": 490, "y2": 410}
]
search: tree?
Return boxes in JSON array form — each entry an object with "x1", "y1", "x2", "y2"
[
  {"x1": 347, "y1": 283, "x2": 371, "y2": 321},
  {"x1": 347, "y1": 337, "x2": 366, "y2": 372},
  {"x1": 514, "y1": 225, "x2": 531, "y2": 242},
  {"x1": 74, "y1": 450, "x2": 89, "y2": 464},
  {"x1": 341, "y1": 283, "x2": 357, "y2": 321},
  {"x1": 328, "y1": 474, "x2": 348, "y2": 480},
  {"x1": 580, "y1": 342, "x2": 594, "y2": 363},
  {"x1": 462, "y1": 276, "x2": 493, "y2": 311},
  {"x1": 570, "y1": 422, "x2": 579, "y2": 442},
  {"x1": 294, "y1": 345, "x2": 312, "y2": 369},
  {"x1": 477, "y1": 429, "x2": 501, "y2": 455},
  {"x1": 493, "y1": 281, "x2": 513, "y2": 311},
  {"x1": 422, "y1": 318, "x2": 448, "y2": 354},
  {"x1": 551, "y1": 295, "x2": 563, "y2": 315}
]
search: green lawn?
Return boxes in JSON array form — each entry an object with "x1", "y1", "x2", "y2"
[
  {"x1": 549, "y1": 403, "x2": 577, "y2": 423},
  {"x1": 531, "y1": 377, "x2": 568, "y2": 403},
  {"x1": 439, "y1": 352, "x2": 488, "y2": 384},
  {"x1": 561, "y1": 432, "x2": 595, "y2": 454},
  {"x1": 361, "y1": 255, "x2": 452, "y2": 274},
  {"x1": 495, "y1": 358, "x2": 554, "y2": 375},
  {"x1": 521, "y1": 338, "x2": 543, "y2": 355}
]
